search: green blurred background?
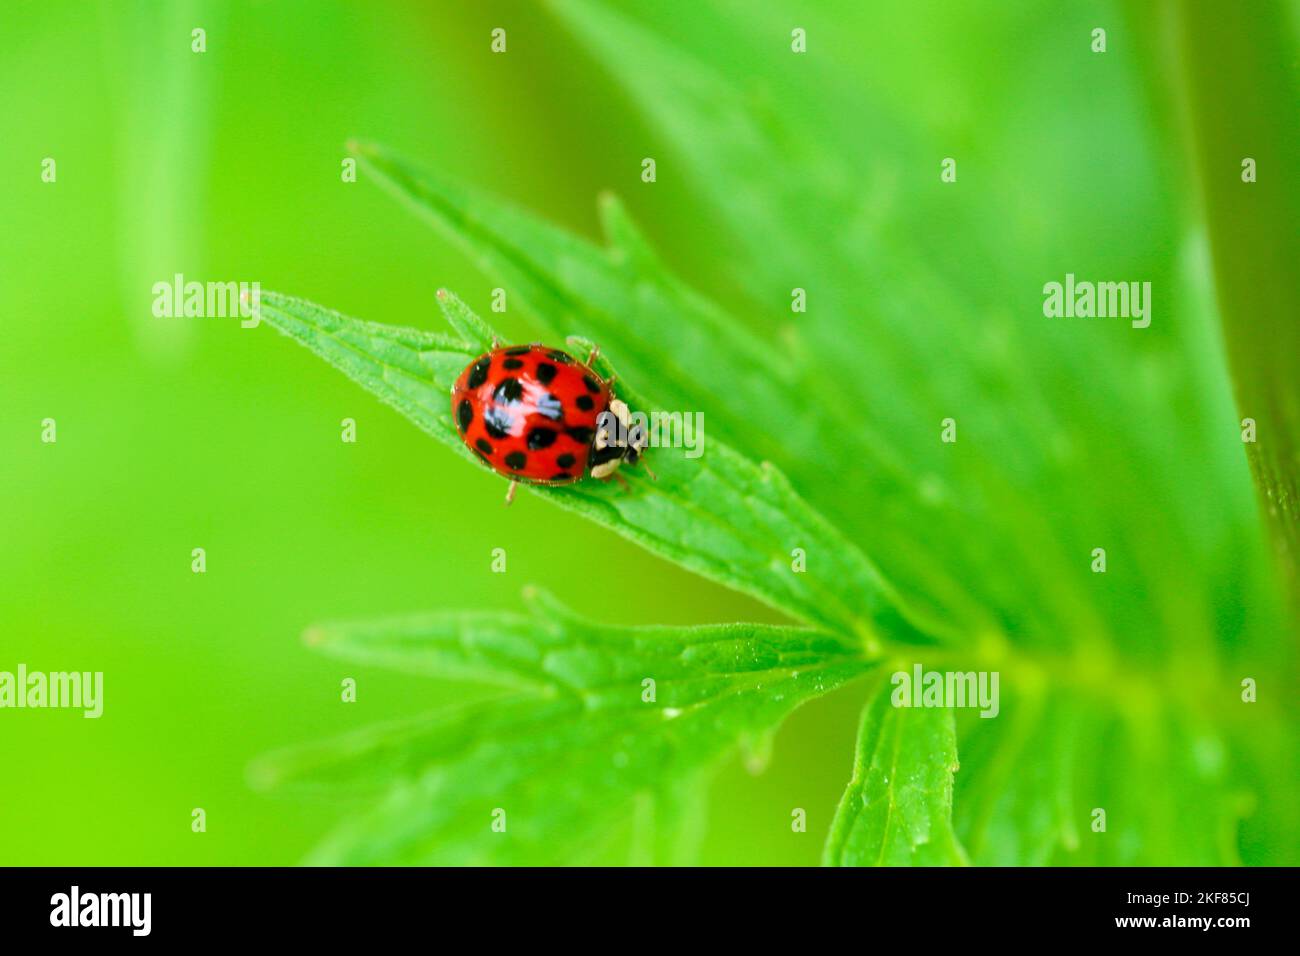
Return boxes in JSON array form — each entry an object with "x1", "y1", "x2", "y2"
[{"x1": 1, "y1": 0, "x2": 1294, "y2": 865}]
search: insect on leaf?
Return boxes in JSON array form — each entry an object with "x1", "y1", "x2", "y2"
[{"x1": 258, "y1": 289, "x2": 942, "y2": 647}]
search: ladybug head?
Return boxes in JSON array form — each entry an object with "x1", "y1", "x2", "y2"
[{"x1": 590, "y1": 397, "x2": 649, "y2": 480}]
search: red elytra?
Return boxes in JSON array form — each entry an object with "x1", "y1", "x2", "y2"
[{"x1": 451, "y1": 344, "x2": 620, "y2": 490}]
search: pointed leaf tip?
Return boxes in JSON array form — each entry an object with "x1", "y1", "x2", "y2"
[{"x1": 436, "y1": 287, "x2": 498, "y2": 350}]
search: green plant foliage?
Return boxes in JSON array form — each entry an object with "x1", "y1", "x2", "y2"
[
  {"x1": 251, "y1": 589, "x2": 877, "y2": 865},
  {"x1": 823, "y1": 675, "x2": 967, "y2": 866},
  {"x1": 257, "y1": 1, "x2": 1299, "y2": 866},
  {"x1": 260, "y1": 289, "x2": 932, "y2": 646}
]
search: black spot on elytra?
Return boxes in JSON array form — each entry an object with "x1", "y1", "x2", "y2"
[
  {"x1": 494, "y1": 378, "x2": 523, "y2": 403},
  {"x1": 504, "y1": 346, "x2": 531, "y2": 356},
  {"x1": 535, "y1": 361, "x2": 557, "y2": 385},
  {"x1": 483, "y1": 406, "x2": 513, "y2": 439},
  {"x1": 504, "y1": 451, "x2": 527, "y2": 471},
  {"x1": 503, "y1": 358, "x2": 524, "y2": 370},
  {"x1": 583, "y1": 375, "x2": 601, "y2": 394},
  {"x1": 475, "y1": 450, "x2": 491, "y2": 466},
  {"x1": 476, "y1": 438, "x2": 494, "y2": 455},
  {"x1": 556, "y1": 453, "x2": 576, "y2": 470},
  {"x1": 467, "y1": 357, "x2": 491, "y2": 389},
  {"x1": 536, "y1": 393, "x2": 563, "y2": 421},
  {"x1": 456, "y1": 399, "x2": 473, "y2": 432},
  {"x1": 527, "y1": 427, "x2": 557, "y2": 450},
  {"x1": 547, "y1": 350, "x2": 572, "y2": 364},
  {"x1": 575, "y1": 395, "x2": 594, "y2": 412},
  {"x1": 567, "y1": 426, "x2": 594, "y2": 445}
]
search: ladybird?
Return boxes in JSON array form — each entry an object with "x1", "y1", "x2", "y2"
[{"x1": 451, "y1": 343, "x2": 650, "y2": 503}]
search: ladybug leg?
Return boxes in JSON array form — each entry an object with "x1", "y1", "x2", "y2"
[
  {"x1": 586, "y1": 345, "x2": 600, "y2": 367},
  {"x1": 504, "y1": 480, "x2": 518, "y2": 506},
  {"x1": 611, "y1": 471, "x2": 630, "y2": 491},
  {"x1": 491, "y1": 336, "x2": 502, "y2": 349},
  {"x1": 640, "y1": 461, "x2": 657, "y2": 481}
]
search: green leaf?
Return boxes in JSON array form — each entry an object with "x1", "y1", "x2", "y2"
[
  {"x1": 345, "y1": 138, "x2": 937, "y2": 556},
  {"x1": 254, "y1": 290, "x2": 483, "y2": 467},
  {"x1": 343, "y1": 142, "x2": 1102, "y2": 650},
  {"x1": 434, "y1": 286, "x2": 497, "y2": 353},
  {"x1": 549, "y1": 0, "x2": 842, "y2": 300},
  {"x1": 347, "y1": 140, "x2": 842, "y2": 480},
  {"x1": 1170, "y1": 0, "x2": 1300, "y2": 608},
  {"x1": 823, "y1": 674, "x2": 967, "y2": 866},
  {"x1": 259, "y1": 288, "x2": 937, "y2": 647},
  {"x1": 347, "y1": 140, "x2": 975, "y2": 642},
  {"x1": 252, "y1": 589, "x2": 879, "y2": 865}
]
